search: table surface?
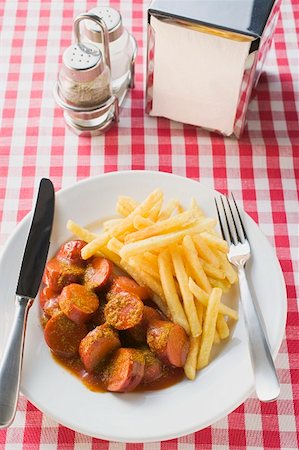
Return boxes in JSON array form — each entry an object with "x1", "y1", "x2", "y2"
[{"x1": 0, "y1": 0, "x2": 298, "y2": 449}]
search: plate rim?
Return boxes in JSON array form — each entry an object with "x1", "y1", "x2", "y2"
[{"x1": 0, "y1": 170, "x2": 287, "y2": 442}]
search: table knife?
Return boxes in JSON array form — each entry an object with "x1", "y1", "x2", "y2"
[{"x1": 0, "y1": 178, "x2": 55, "y2": 428}]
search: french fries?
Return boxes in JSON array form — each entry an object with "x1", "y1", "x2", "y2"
[
  {"x1": 120, "y1": 219, "x2": 216, "y2": 259},
  {"x1": 82, "y1": 189, "x2": 163, "y2": 259},
  {"x1": 170, "y1": 245, "x2": 201, "y2": 337},
  {"x1": 182, "y1": 235, "x2": 212, "y2": 294},
  {"x1": 128, "y1": 255, "x2": 160, "y2": 280},
  {"x1": 213, "y1": 329, "x2": 221, "y2": 344},
  {"x1": 120, "y1": 258, "x2": 168, "y2": 317},
  {"x1": 158, "y1": 250, "x2": 190, "y2": 334},
  {"x1": 158, "y1": 199, "x2": 179, "y2": 221},
  {"x1": 198, "y1": 259, "x2": 225, "y2": 280},
  {"x1": 112, "y1": 189, "x2": 163, "y2": 237},
  {"x1": 189, "y1": 277, "x2": 238, "y2": 320},
  {"x1": 192, "y1": 234, "x2": 221, "y2": 268},
  {"x1": 195, "y1": 300, "x2": 204, "y2": 330},
  {"x1": 143, "y1": 252, "x2": 159, "y2": 272},
  {"x1": 209, "y1": 277, "x2": 231, "y2": 292},
  {"x1": 81, "y1": 232, "x2": 111, "y2": 260},
  {"x1": 190, "y1": 198, "x2": 204, "y2": 217},
  {"x1": 148, "y1": 197, "x2": 163, "y2": 221},
  {"x1": 200, "y1": 232, "x2": 229, "y2": 253},
  {"x1": 67, "y1": 188, "x2": 239, "y2": 381},
  {"x1": 216, "y1": 250, "x2": 238, "y2": 284},
  {"x1": 125, "y1": 210, "x2": 197, "y2": 244},
  {"x1": 184, "y1": 336, "x2": 200, "y2": 380},
  {"x1": 216, "y1": 314, "x2": 230, "y2": 339},
  {"x1": 116, "y1": 196, "x2": 139, "y2": 216},
  {"x1": 197, "y1": 288, "x2": 222, "y2": 369},
  {"x1": 133, "y1": 215, "x2": 154, "y2": 230},
  {"x1": 107, "y1": 237, "x2": 123, "y2": 255},
  {"x1": 102, "y1": 218, "x2": 123, "y2": 231}
]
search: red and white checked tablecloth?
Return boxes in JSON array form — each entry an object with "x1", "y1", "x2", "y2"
[{"x1": 0, "y1": 0, "x2": 298, "y2": 449}]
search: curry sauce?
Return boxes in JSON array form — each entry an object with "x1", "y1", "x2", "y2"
[{"x1": 53, "y1": 353, "x2": 184, "y2": 392}]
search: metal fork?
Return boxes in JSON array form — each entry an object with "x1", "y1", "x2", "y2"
[{"x1": 215, "y1": 194, "x2": 280, "y2": 402}]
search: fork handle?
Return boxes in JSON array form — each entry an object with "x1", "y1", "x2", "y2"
[{"x1": 238, "y1": 267, "x2": 280, "y2": 402}]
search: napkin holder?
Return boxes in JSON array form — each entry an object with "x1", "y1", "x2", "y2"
[{"x1": 146, "y1": 0, "x2": 281, "y2": 138}]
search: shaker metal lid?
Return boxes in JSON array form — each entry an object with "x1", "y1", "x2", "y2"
[
  {"x1": 62, "y1": 42, "x2": 105, "y2": 82},
  {"x1": 83, "y1": 6, "x2": 123, "y2": 43},
  {"x1": 148, "y1": 0, "x2": 278, "y2": 38}
]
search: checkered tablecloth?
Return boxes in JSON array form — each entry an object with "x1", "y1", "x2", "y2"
[{"x1": 0, "y1": 0, "x2": 298, "y2": 448}]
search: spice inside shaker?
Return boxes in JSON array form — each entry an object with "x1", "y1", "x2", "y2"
[
  {"x1": 82, "y1": 6, "x2": 137, "y2": 94},
  {"x1": 54, "y1": 13, "x2": 120, "y2": 136},
  {"x1": 58, "y1": 43, "x2": 111, "y2": 107}
]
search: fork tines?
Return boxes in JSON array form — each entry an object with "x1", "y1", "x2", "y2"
[{"x1": 214, "y1": 194, "x2": 248, "y2": 246}]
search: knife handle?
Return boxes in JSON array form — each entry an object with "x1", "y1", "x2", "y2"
[{"x1": 0, "y1": 295, "x2": 33, "y2": 428}]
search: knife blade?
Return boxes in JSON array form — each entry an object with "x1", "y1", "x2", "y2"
[
  {"x1": 0, "y1": 178, "x2": 55, "y2": 428},
  {"x1": 16, "y1": 178, "x2": 55, "y2": 298}
]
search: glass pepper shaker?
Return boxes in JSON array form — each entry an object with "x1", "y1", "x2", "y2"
[
  {"x1": 82, "y1": 6, "x2": 137, "y2": 96},
  {"x1": 53, "y1": 13, "x2": 119, "y2": 136}
]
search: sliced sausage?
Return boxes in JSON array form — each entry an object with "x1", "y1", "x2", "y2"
[
  {"x1": 106, "y1": 281, "x2": 121, "y2": 302},
  {"x1": 104, "y1": 291, "x2": 143, "y2": 330},
  {"x1": 44, "y1": 312, "x2": 87, "y2": 357},
  {"x1": 40, "y1": 286, "x2": 56, "y2": 309},
  {"x1": 40, "y1": 287, "x2": 60, "y2": 318},
  {"x1": 79, "y1": 323, "x2": 121, "y2": 372},
  {"x1": 147, "y1": 320, "x2": 190, "y2": 368},
  {"x1": 40, "y1": 311, "x2": 49, "y2": 328},
  {"x1": 140, "y1": 348, "x2": 164, "y2": 384},
  {"x1": 129, "y1": 306, "x2": 163, "y2": 344},
  {"x1": 84, "y1": 257, "x2": 113, "y2": 291},
  {"x1": 58, "y1": 283, "x2": 99, "y2": 324},
  {"x1": 43, "y1": 297, "x2": 60, "y2": 318},
  {"x1": 43, "y1": 258, "x2": 84, "y2": 293},
  {"x1": 56, "y1": 240, "x2": 88, "y2": 266},
  {"x1": 106, "y1": 348, "x2": 145, "y2": 393},
  {"x1": 113, "y1": 276, "x2": 150, "y2": 301},
  {"x1": 91, "y1": 300, "x2": 106, "y2": 327}
]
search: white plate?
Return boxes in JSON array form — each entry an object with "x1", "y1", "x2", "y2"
[{"x1": 0, "y1": 171, "x2": 287, "y2": 442}]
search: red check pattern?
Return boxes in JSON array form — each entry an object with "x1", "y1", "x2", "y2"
[{"x1": 0, "y1": 0, "x2": 298, "y2": 448}]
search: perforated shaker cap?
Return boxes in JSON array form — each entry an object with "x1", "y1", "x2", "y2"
[
  {"x1": 62, "y1": 42, "x2": 104, "y2": 82},
  {"x1": 83, "y1": 6, "x2": 123, "y2": 43}
]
